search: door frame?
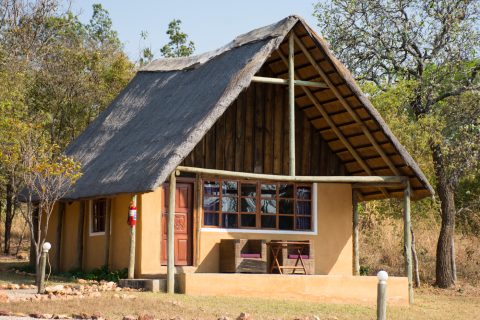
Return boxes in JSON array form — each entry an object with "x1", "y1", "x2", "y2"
[{"x1": 161, "y1": 177, "x2": 196, "y2": 266}]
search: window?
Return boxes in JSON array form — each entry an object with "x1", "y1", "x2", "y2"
[
  {"x1": 203, "y1": 180, "x2": 313, "y2": 231},
  {"x1": 91, "y1": 198, "x2": 107, "y2": 233}
]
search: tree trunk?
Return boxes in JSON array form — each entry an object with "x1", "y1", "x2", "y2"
[
  {"x1": 29, "y1": 206, "x2": 39, "y2": 270},
  {"x1": 451, "y1": 236, "x2": 457, "y2": 282},
  {"x1": 432, "y1": 144, "x2": 456, "y2": 288},
  {"x1": 4, "y1": 179, "x2": 15, "y2": 254}
]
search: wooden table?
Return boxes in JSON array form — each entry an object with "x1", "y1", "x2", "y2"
[{"x1": 267, "y1": 241, "x2": 308, "y2": 275}]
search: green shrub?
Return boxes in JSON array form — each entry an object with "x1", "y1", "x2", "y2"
[
  {"x1": 360, "y1": 265, "x2": 370, "y2": 276},
  {"x1": 58, "y1": 266, "x2": 127, "y2": 282}
]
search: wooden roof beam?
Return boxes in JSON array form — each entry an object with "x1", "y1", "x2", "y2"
[
  {"x1": 292, "y1": 34, "x2": 401, "y2": 177},
  {"x1": 177, "y1": 166, "x2": 406, "y2": 184},
  {"x1": 276, "y1": 49, "x2": 390, "y2": 198},
  {"x1": 251, "y1": 76, "x2": 328, "y2": 88}
]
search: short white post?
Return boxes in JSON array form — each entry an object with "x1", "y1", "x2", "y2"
[
  {"x1": 38, "y1": 242, "x2": 51, "y2": 294},
  {"x1": 377, "y1": 270, "x2": 388, "y2": 320}
]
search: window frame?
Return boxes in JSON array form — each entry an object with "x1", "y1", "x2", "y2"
[
  {"x1": 89, "y1": 198, "x2": 107, "y2": 236},
  {"x1": 201, "y1": 179, "x2": 317, "y2": 234}
]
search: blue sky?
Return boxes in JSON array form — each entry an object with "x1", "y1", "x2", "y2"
[{"x1": 68, "y1": 0, "x2": 319, "y2": 61}]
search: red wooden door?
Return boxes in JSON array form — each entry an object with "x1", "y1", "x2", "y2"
[{"x1": 161, "y1": 183, "x2": 193, "y2": 266}]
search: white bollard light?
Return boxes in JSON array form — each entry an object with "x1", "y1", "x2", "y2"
[
  {"x1": 42, "y1": 242, "x2": 52, "y2": 252},
  {"x1": 377, "y1": 270, "x2": 388, "y2": 320},
  {"x1": 38, "y1": 242, "x2": 51, "y2": 294}
]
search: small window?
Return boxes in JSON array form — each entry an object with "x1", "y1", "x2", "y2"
[{"x1": 92, "y1": 199, "x2": 107, "y2": 233}]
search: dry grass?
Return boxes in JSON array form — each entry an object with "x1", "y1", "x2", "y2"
[
  {"x1": 359, "y1": 215, "x2": 480, "y2": 286},
  {"x1": 1, "y1": 289, "x2": 480, "y2": 320}
]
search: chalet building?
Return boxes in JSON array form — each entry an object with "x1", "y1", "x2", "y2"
[{"x1": 45, "y1": 16, "x2": 433, "y2": 305}]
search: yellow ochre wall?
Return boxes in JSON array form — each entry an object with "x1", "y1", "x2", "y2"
[
  {"x1": 196, "y1": 183, "x2": 353, "y2": 275},
  {"x1": 47, "y1": 183, "x2": 352, "y2": 276},
  {"x1": 47, "y1": 193, "x2": 149, "y2": 275}
]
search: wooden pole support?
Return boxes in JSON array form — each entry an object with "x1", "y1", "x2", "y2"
[
  {"x1": 128, "y1": 195, "x2": 137, "y2": 279},
  {"x1": 403, "y1": 181, "x2": 413, "y2": 304},
  {"x1": 167, "y1": 171, "x2": 176, "y2": 294},
  {"x1": 352, "y1": 191, "x2": 360, "y2": 276},
  {"x1": 176, "y1": 166, "x2": 406, "y2": 184},
  {"x1": 288, "y1": 33, "x2": 295, "y2": 177},
  {"x1": 251, "y1": 76, "x2": 328, "y2": 88}
]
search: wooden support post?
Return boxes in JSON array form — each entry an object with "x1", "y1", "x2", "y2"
[
  {"x1": 128, "y1": 195, "x2": 137, "y2": 279},
  {"x1": 55, "y1": 202, "x2": 65, "y2": 271},
  {"x1": 403, "y1": 181, "x2": 413, "y2": 304},
  {"x1": 76, "y1": 201, "x2": 85, "y2": 270},
  {"x1": 195, "y1": 174, "x2": 202, "y2": 267},
  {"x1": 167, "y1": 171, "x2": 176, "y2": 294},
  {"x1": 352, "y1": 191, "x2": 360, "y2": 276},
  {"x1": 288, "y1": 34, "x2": 295, "y2": 176},
  {"x1": 104, "y1": 199, "x2": 111, "y2": 268}
]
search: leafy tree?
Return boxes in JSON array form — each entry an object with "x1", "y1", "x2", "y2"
[
  {"x1": 314, "y1": 0, "x2": 480, "y2": 287},
  {"x1": 160, "y1": 19, "x2": 195, "y2": 58},
  {"x1": 138, "y1": 30, "x2": 154, "y2": 66},
  {"x1": 3, "y1": 121, "x2": 82, "y2": 275},
  {"x1": 0, "y1": 1, "x2": 133, "y2": 256}
]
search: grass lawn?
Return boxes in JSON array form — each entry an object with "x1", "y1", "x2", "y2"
[
  {"x1": 1, "y1": 287, "x2": 479, "y2": 319},
  {"x1": 1, "y1": 258, "x2": 479, "y2": 319}
]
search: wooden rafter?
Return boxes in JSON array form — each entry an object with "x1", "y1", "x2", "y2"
[
  {"x1": 292, "y1": 34, "x2": 401, "y2": 177},
  {"x1": 251, "y1": 76, "x2": 328, "y2": 88},
  {"x1": 276, "y1": 49, "x2": 389, "y2": 198}
]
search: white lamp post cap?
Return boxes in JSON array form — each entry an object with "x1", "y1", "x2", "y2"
[
  {"x1": 377, "y1": 270, "x2": 388, "y2": 282},
  {"x1": 42, "y1": 242, "x2": 52, "y2": 251}
]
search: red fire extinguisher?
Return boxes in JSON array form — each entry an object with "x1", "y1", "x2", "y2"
[{"x1": 128, "y1": 202, "x2": 137, "y2": 227}]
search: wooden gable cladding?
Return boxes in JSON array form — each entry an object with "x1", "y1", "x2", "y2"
[{"x1": 181, "y1": 79, "x2": 345, "y2": 177}]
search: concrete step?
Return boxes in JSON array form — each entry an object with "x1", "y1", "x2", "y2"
[{"x1": 118, "y1": 278, "x2": 166, "y2": 292}]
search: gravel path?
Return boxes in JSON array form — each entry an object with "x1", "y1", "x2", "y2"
[{"x1": 0, "y1": 289, "x2": 37, "y2": 299}]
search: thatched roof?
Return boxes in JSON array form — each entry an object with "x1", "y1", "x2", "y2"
[{"x1": 63, "y1": 15, "x2": 433, "y2": 201}]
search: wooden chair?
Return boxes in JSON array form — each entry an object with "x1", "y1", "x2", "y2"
[
  {"x1": 219, "y1": 239, "x2": 267, "y2": 273},
  {"x1": 273, "y1": 240, "x2": 315, "y2": 275}
]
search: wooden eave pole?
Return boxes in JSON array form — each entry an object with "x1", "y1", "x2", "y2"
[
  {"x1": 167, "y1": 171, "x2": 176, "y2": 294},
  {"x1": 403, "y1": 180, "x2": 414, "y2": 304},
  {"x1": 292, "y1": 34, "x2": 401, "y2": 176},
  {"x1": 276, "y1": 50, "x2": 389, "y2": 197},
  {"x1": 352, "y1": 191, "x2": 360, "y2": 276},
  {"x1": 128, "y1": 195, "x2": 137, "y2": 279},
  {"x1": 288, "y1": 34, "x2": 295, "y2": 177},
  {"x1": 251, "y1": 76, "x2": 328, "y2": 88},
  {"x1": 176, "y1": 166, "x2": 406, "y2": 184},
  {"x1": 104, "y1": 198, "x2": 111, "y2": 268}
]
